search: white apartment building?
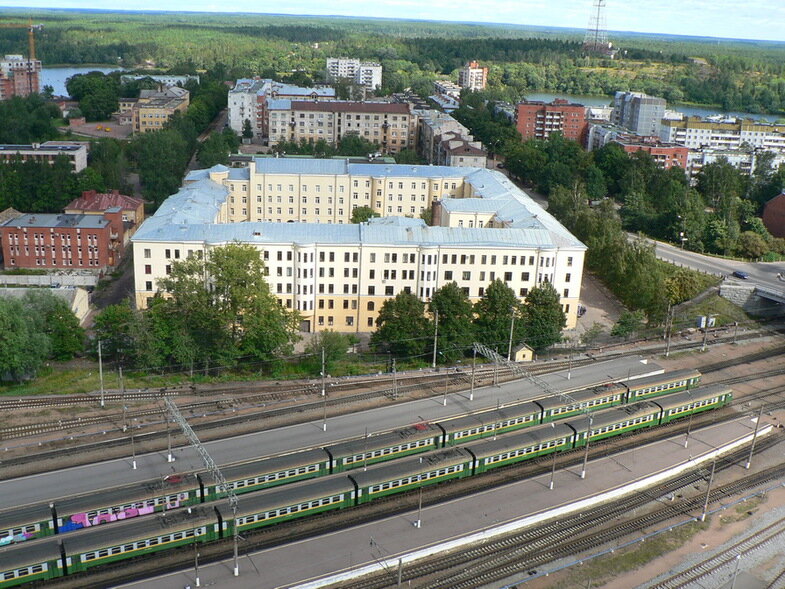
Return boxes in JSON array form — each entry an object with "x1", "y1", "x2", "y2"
[
  {"x1": 265, "y1": 101, "x2": 415, "y2": 154},
  {"x1": 418, "y1": 110, "x2": 487, "y2": 167},
  {"x1": 660, "y1": 117, "x2": 785, "y2": 151},
  {"x1": 457, "y1": 61, "x2": 488, "y2": 92},
  {"x1": 228, "y1": 78, "x2": 336, "y2": 139},
  {"x1": 325, "y1": 58, "x2": 383, "y2": 91},
  {"x1": 132, "y1": 159, "x2": 586, "y2": 333}
]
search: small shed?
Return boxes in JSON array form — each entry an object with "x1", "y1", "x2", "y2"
[{"x1": 512, "y1": 343, "x2": 535, "y2": 363}]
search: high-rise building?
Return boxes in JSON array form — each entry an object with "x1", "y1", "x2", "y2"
[
  {"x1": 325, "y1": 58, "x2": 383, "y2": 91},
  {"x1": 515, "y1": 99, "x2": 588, "y2": 142},
  {"x1": 612, "y1": 91, "x2": 666, "y2": 136},
  {"x1": 457, "y1": 61, "x2": 488, "y2": 92},
  {"x1": 0, "y1": 54, "x2": 41, "y2": 100}
]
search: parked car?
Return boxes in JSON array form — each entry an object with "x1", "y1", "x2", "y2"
[{"x1": 732, "y1": 270, "x2": 749, "y2": 279}]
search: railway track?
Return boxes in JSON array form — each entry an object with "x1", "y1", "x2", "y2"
[
  {"x1": 650, "y1": 515, "x2": 785, "y2": 589},
  {"x1": 342, "y1": 437, "x2": 785, "y2": 589}
]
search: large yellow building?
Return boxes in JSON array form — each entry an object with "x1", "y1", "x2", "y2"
[{"x1": 132, "y1": 158, "x2": 586, "y2": 333}]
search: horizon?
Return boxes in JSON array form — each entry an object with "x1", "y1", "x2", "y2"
[{"x1": 1, "y1": 1, "x2": 784, "y2": 43}]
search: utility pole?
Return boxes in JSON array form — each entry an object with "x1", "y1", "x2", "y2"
[
  {"x1": 392, "y1": 358, "x2": 398, "y2": 398},
  {"x1": 581, "y1": 415, "x2": 593, "y2": 479},
  {"x1": 470, "y1": 346, "x2": 476, "y2": 402},
  {"x1": 165, "y1": 409, "x2": 174, "y2": 463},
  {"x1": 131, "y1": 429, "x2": 136, "y2": 470},
  {"x1": 98, "y1": 340, "x2": 105, "y2": 408},
  {"x1": 431, "y1": 310, "x2": 439, "y2": 369},
  {"x1": 414, "y1": 474, "x2": 422, "y2": 528},
  {"x1": 321, "y1": 347, "x2": 327, "y2": 432},
  {"x1": 665, "y1": 305, "x2": 674, "y2": 358},
  {"x1": 701, "y1": 457, "x2": 717, "y2": 522},
  {"x1": 442, "y1": 370, "x2": 448, "y2": 406},
  {"x1": 507, "y1": 309, "x2": 515, "y2": 361},
  {"x1": 745, "y1": 406, "x2": 764, "y2": 470},
  {"x1": 194, "y1": 542, "x2": 201, "y2": 587}
]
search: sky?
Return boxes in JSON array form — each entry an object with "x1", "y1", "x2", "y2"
[{"x1": 2, "y1": 0, "x2": 785, "y2": 42}]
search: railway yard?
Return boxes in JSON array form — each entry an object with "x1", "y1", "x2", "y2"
[{"x1": 2, "y1": 328, "x2": 785, "y2": 589}]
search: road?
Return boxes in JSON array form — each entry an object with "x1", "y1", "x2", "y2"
[{"x1": 649, "y1": 238, "x2": 785, "y2": 293}]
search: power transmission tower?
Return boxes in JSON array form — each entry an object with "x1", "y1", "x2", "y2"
[{"x1": 583, "y1": 0, "x2": 611, "y2": 55}]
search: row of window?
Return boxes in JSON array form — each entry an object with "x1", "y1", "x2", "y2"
[
  {"x1": 666, "y1": 397, "x2": 721, "y2": 416},
  {"x1": 2, "y1": 563, "x2": 46, "y2": 581},
  {"x1": 367, "y1": 464, "x2": 465, "y2": 494},
  {"x1": 451, "y1": 416, "x2": 535, "y2": 440},
  {"x1": 76, "y1": 492, "x2": 188, "y2": 522},
  {"x1": 14, "y1": 258, "x2": 103, "y2": 267},
  {"x1": 81, "y1": 528, "x2": 202, "y2": 562},
  {"x1": 630, "y1": 379, "x2": 689, "y2": 398},
  {"x1": 237, "y1": 495, "x2": 345, "y2": 525},
  {"x1": 344, "y1": 438, "x2": 434, "y2": 465},
  {"x1": 227, "y1": 464, "x2": 319, "y2": 490},
  {"x1": 549, "y1": 395, "x2": 621, "y2": 415},
  {"x1": 485, "y1": 439, "x2": 567, "y2": 464},
  {"x1": 588, "y1": 414, "x2": 655, "y2": 437}
]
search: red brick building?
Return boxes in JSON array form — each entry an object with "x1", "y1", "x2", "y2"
[
  {"x1": 515, "y1": 99, "x2": 588, "y2": 142},
  {"x1": 0, "y1": 209, "x2": 125, "y2": 271},
  {"x1": 763, "y1": 192, "x2": 785, "y2": 238},
  {"x1": 65, "y1": 190, "x2": 145, "y2": 238},
  {"x1": 612, "y1": 136, "x2": 688, "y2": 169}
]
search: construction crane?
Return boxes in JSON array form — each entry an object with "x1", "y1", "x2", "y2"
[
  {"x1": 0, "y1": 20, "x2": 44, "y2": 96},
  {"x1": 0, "y1": 20, "x2": 44, "y2": 60}
]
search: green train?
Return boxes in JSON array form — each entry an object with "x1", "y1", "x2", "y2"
[
  {"x1": 0, "y1": 385, "x2": 730, "y2": 588},
  {"x1": 0, "y1": 369, "x2": 701, "y2": 546}
]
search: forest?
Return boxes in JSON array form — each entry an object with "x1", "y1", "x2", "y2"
[{"x1": 1, "y1": 8, "x2": 785, "y2": 113}]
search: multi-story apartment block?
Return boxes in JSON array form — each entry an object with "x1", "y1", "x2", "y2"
[
  {"x1": 418, "y1": 110, "x2": 487, "y2": 167},
  {"x1": 65, "y1": 190, "x2": 145, "y2": 242},
  {"x1": 0, "y1": 141, "x2": 89, "y2": 172},
  {"x1": 0, "y1": 54, "x2": 41, "y2": 100},
  {"x1": 457, "y1": 61, "x2": 488, "y2": 92},
  {"x1": 433, "y1": 80, "x2": 462, "y2": 100},
  {"x1": 132, "y1": 86, "x2": 190, "y2": 134},
  {"x1": 586, "y1": 123, "x2": 687, "y2": 169},
  {"x1": 132, "y1": 159, "x2": 586, "y2": 333},
  {"x1": 660, "y1": 117, "x2": 785, "y2": 151},
  {"x1": 325, "y1": 58, "x2": 383, "y2": 91},
  {"x1": 612, "y1": 91, "x2": 666, "y2": 136},
  {"x1": 516, "y1": 99, "x2": 588, "y2": 142},
  {"x1": 228, "y1": 78, "x2": 337, "y2": 140},
  {"x1": 1, "y1": 209, "x2": 125, "y2": 271},
  {"x1": 265, "y1": 101, "x2": 415, "y2": 154}
]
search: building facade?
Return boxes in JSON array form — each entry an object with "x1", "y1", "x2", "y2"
[
  {"x1": 0, "y1": 54, "x2": 41, "y2": 100},
  {"x1": 660, "y1": 117, "x2": 785, "y2": 151},
  {"x1": 228, "y1": 78, "x2": 337, "y2": 140},
  {"x1": 325, "y1": 58, "x2": 383, "y2": 91},
  {"x1": 132, "y1": 159, "x2": 586, "y2": 333},
  {"x1": 515, "y1": 99, "x2": 588, "y2": 142},
  {"x1": 0, "y1": 141, "x2": 89, "y2": 173},
  {"x1": 612, "y1": 91, "x2": 666, "y2": 136},
  {"x1": 265, "y1": 101, "x2": 415, "y2": 154},
  {"x1": 586, "y1": 124, "x2": 687, "y2": 169},
  {"x1": 457, "y1": 61, "x2": 488, "y2": 92},
  {"x1": 1, "y1": 209, "x2": 125, "y2": 271},
  {"x1": 131, "y1": 86, "x2": 190, "y2": 134}
]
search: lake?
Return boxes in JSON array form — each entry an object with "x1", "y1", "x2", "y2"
[
  {"x1": 524, "y1": 92, "x2": 778, "y2": 122},
  {"x1": 41, "y1": 66, "x2": 125, "y2": 97}
]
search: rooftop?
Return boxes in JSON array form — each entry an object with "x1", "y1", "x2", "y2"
[
  {"x1": 2, "y1": 213, "x2": 110, "y2": 230},
  {"x1": 66, "y1": 190, "x2": 144, "y2": 212}
]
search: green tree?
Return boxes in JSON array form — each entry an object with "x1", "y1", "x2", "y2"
[
  {"x1": 371, "y1": 291, "x2": 431, "y2": 360},
  {"x1": 521, "y1": 282, "x2": 566, "y2": 351},
  {"x1": 394, "y1": 149, "x2": 423, "y2": 164},
  {"x1": 736, "y1": 230, "x2": 769, "y2": 258},
  {"x1": 242, "y1": 118, "x2": 253, "y2": 139},
  {"x1": 473, "y1": 279, "x2": 524, "y2": 354},
  {"x1": 429, "y1": 282, "x2": 475, "y2": 363},
  {"x1": 23, "y1": 291, "x2": 84, "y2": 361},
  {"x1": 611, "y1": 310, "x2": 646, "y2": 340},
  {"x1": 93, "y1": 303, "x2": 136, "y2": 365},
  {"x1": 304, "y1": 330, "x2": 357, "y2": 375},
  {"x1": 197, "y1": 132, "x2": 231, "y2": 168},
  {"x1": 0, "y1": 297, "x2": 50, "y2": 381},
  {"x1": 350, "y1": 206, "x2": 380, "y2": 224}
]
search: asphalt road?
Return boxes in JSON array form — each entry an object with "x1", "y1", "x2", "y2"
[{"x1": 0, "y1": 357, "x2": 658, "y2": 511}]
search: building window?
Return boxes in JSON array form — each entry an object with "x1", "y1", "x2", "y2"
[
  {"x1": 145, "y1": 281, "x2": 153, "y2": 291},
  {"x1": 144, "y1": 248, "x2": 151, "y2": 259},
  {"x1": 144, "y1": 264, "x2": 151, "y2": 274}
]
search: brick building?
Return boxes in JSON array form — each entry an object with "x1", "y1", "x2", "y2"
[
  {"x1": 0, "y1": 209, "x2": 125, "y2": 271},
  {"x1": 612, "y1": 135, "x2": 688, "y2": 169},
  {"x1": 0, "y1": 54, "x2": 41, "y2": 100},
  {"x1": 65, "y1": 190, "x2": 145, "y2": 242},
  {"x1": 763, "y1": 192, "x2": 785, "y2": 239},
  {"x1": 515, "y1": 99, "x2": 588, "y2": 142}
]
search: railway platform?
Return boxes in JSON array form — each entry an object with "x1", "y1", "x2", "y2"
[
  {"x1": 0, "y1": 356, "x2": 659, "y2": 511},
  {"x1": 119, "y1": 415, "x2": 772, "y2": 589}
]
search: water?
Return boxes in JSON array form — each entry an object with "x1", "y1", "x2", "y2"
[
  {"x1": 523, "y1": 92, "x2": 778, "y2": 122},
  {"x1": 41, "y1": 66, "x2": 125, "y2": 97}
]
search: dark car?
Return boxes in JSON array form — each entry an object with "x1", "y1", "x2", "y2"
[{"x1": 732, "y1": 270, "x2": 749, "y2": 279}]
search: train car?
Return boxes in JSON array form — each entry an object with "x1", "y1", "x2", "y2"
[
  {"x1": 567, "y1": 401, "x2": 663, "y2": 446},
  {"x1": 653, "y1": 385, "x2": 732, "y2": 424},
  {"x1": 326, "y1": 422, "x2": 445, "y2": 472},
  {"x1": 231, "y1": 476, "x2": 355, "y2": 533},
  {"x1": 537, "y1": 382, "x2": 627, "y2": 423},
  {"x1": 0, "y1": 536, "x2": 61, "y2": 588},
  {"x1": 468, "y1": 422, "x2": 577, "y2": 475},
  {"x1": 623, "y1": 369, "x2": 701, "y2": 402},
  {"x1": 348, "y1": 448, "x2": 474, "y2": 504},
  {"x1": 204, "y1": 448, "x2": 331, "y2": 499},
  {"x1": 440, "y1": 402, "x2": 542, "y2": 446}
]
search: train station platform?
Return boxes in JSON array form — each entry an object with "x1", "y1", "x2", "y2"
[
  {"x1": 120, "y1": 415, "x2": 773, "y2": 589},
  {"x1": 0, "y1": 356, "x2": 659, "y2": 511}
]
